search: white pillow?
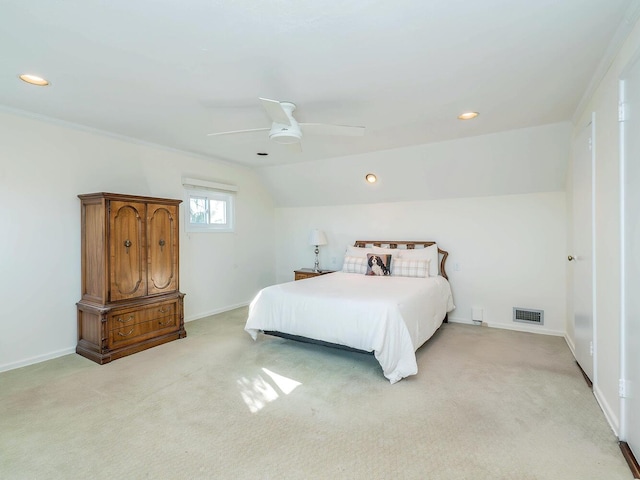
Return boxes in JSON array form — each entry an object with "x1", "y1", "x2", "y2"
[
  {"x1": 395, "y1": 244, "x2": 439, "y2": 277},
  {"x1": 342, "y1": 255, "x2": 368, "y2": 274},
  {"x1": 344, "y1": 245, "x2": 397, "y2": 258},
  {"x1": 392, "y1": 258, "x2": 430, "y2": 278},
  {"x1": 345, "y1": 245, "x2": 372, "y2": 258}
]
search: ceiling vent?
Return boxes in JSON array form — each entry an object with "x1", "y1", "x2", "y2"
[{"x1": 513, "y1": 307, "x2": 544, "y2": 325}]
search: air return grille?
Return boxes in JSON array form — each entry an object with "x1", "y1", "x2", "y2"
[{"x1": 513, "y1": 307, "x2": 544, "y2": 325}]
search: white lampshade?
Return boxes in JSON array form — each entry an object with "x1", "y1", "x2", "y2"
[{"x1": 308, "y1": 229, "x2": 328, "y2": 246}]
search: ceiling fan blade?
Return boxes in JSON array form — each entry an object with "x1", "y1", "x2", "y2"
[
  {"x1": 207, "y1": 127, "x2": 269, "y2": 137},
  {"x1": 259, "y1": 97, "x2": 291, "y2": 125},
  {"x1": 300, "y1": 123, "x2": 365, "y2": 137}
]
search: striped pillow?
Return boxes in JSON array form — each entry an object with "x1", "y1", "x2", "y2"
[
  {"x1": 392, "y1": 258, "x2": 430, "y2": 278},
  {"x1": 342, "y1": 255, "x2": 368, "y2": 274}
]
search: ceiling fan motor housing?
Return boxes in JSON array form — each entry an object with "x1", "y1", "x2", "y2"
[{"x1": 268, "y1": 102, "x2": 302, "y2": 144}]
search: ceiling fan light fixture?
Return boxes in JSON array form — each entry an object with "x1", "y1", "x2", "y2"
[
  {"x1": 269, "y1": 131, "x2": 302, "y2": 144},
  {"x1": 269, "y1": 123, "x2": 302, "y2": 144},
  {"x1": 458, "y1": 111, "x2": 479, "y2": 120}
]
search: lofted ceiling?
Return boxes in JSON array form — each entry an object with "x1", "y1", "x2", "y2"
[{"x1": 0, "y1": 0, "x2": 635, "y2": 168}]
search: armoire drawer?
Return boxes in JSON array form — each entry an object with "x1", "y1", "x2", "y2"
[
  {"x1": 107, "y1": 301, "x2": 177, "y2": 331},
  {"x1": 109, "y1": 315, "x2": 179, "y2": 348}
]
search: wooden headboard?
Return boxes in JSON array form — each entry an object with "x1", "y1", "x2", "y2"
[{"x1": 353, "y1": 240, "x2": 449, "y2": 280}]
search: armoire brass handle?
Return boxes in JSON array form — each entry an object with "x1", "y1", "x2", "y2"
[
  {"x1": 118, "y1": 328, "x2": 135, "y2": 337},
  {"x1": 568, "y1": 255, "x2": 574, "y2": 261},
  {"x1": 117, "y1": 315, "x2": 135, "y2": 323}
]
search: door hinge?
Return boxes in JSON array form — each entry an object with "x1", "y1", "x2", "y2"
[
  {"x1": 619, "y1": 379, "x2": 628, "y2": 398},
  {"x1": 589, "y1": 341, "x2": 593, "y2": 357},
  {"x1": 619, "y1": 103, "x2": 628, "y2": 122}
]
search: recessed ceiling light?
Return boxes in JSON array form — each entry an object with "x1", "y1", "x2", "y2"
[
  {"x1": 457, "y1": 111, "x2": 479, "y2": 120},
  {"x1": 19, "y1": 74, "x2": 49, "y2": 86},
  {"x1": 365, "y1": 173, "x2": 377, "y2": 183}
]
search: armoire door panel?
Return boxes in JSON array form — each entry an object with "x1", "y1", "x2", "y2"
[
  {"x1": 82, "y1": 201, "x2": 106, "y2": 302},
  {"x1": 110, "y1": 201, "x2": 147, "y2": 301},
  {"x1": 147, "y1": 204, "x2": 178, "y2": 295}
]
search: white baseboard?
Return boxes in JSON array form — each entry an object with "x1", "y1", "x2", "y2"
[
  {"x1": 0, "y1": 346, "x2": 76, "y2": 374},
  {"x1": 593, "y1": 384, "x2": 620, "y2": 437},
  {"x1": 0, "y1": 303, "x2": 250, "y2": 374},
  {"x1": 564, "y1": 334, "x2": 576, "y2": 357},
  {"x1": 447, "y1": 316, "x2": 478, "y2": 325},
  {"x1": 448, "y1": 316, "x2": 564, "y2": 336},
  {"x1": 185, "y1": 302, "x2": 249, "y2": 322}
]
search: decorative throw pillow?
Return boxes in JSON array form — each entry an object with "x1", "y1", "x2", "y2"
[
  {"x1": 392, "y1": 258, "x2": 430, "y2": 278},
  {"x1": 396, "y1": 244, "x2": 439, "y2": 277},
  {"x1": 366, "y1": 253, "x2": 392, "y2": 276},
  {"x1": 342, "y1": 255, "x2": 368, "y2": 274}
]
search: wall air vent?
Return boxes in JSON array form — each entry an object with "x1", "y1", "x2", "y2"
[{"x1": 513, "y1": 307, "x2": 544, "y2": 325}]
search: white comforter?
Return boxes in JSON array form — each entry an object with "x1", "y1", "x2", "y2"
[{"x1": 245, "y1": 272, "x2": 455, "y2": 384}]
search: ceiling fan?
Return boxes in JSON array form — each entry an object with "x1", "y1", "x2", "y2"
[{"x1": 207, "y1": 97, "x2": 365, "y2": 148}]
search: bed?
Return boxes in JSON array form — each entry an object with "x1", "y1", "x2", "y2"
[{"x1": 244, "y1": 241, "x2": 455, "y2": 383}]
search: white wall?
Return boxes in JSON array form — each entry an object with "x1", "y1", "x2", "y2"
[
  {"x1": 0, "y1": 111, "x2": 276, "y2": 372},
  {"x1": 569, "y1": 13, "x2": 640, "y2": 434},
  {"x1": 259, "y1": 122, "x2": 570, "y2": 208},
  {"x1": 275, "y1": 191, "x2": 567, "y2": 336}
]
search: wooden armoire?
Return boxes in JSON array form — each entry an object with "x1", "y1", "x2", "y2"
[{"x1": 76, "y1": 192, "x2": 186, "y2": 364}]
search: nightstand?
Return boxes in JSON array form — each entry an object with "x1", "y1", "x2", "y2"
[{"x1": 294, "y1": 268, "x2": 336, "y2": 281}]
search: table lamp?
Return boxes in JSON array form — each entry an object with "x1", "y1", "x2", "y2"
[{"x1": 308, "y1": 229, "x2": 328, "y2": 273}]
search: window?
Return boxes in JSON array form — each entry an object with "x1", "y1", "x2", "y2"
[{"x1": 183, "y1": 178, "x2": 236, "y2": 233}]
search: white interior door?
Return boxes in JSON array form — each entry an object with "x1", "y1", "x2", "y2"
[
  {"x1": 572, "y1": 119, "x2": 595, "y2": 382},
  {"x1": 621, "y1": 52, "x2": 640, "y2": 463}
]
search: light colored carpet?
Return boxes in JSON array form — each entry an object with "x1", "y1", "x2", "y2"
[{"x1": 0, "y1": 307, "x2": 632, "y2": 479}]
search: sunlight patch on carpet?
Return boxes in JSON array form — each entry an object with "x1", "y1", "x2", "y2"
[{"x1": 237, "y1": 368, "x2": 302, "y2": 413}]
